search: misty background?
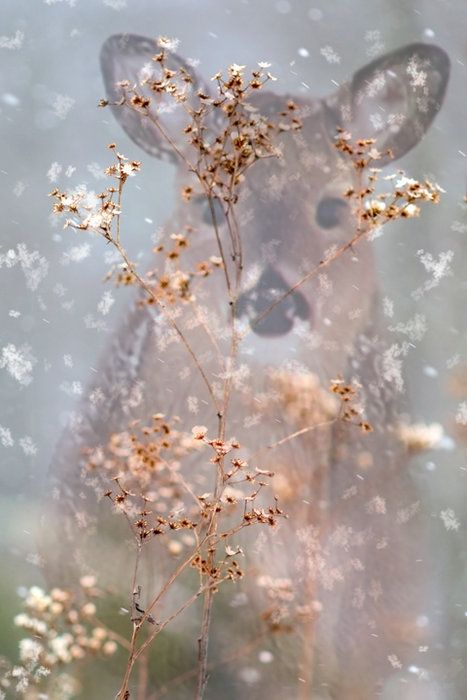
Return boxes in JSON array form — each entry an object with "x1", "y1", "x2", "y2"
[{"x1": 0, "y1": 0, "x2": 465, "y2": 692}]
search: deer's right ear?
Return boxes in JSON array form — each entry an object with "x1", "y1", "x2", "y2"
[
  {"x1": 324, "y1": 43, "x2": 450, "y2": 163},
  {"x1": 100, "y1": 34, "x2": 209, "y2": 163}
]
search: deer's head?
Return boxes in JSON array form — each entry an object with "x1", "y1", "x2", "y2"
[{"x1": 101, "y1": 36, "x2": 449, "y2": 381}]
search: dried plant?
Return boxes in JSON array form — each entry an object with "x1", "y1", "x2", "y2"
[{"x1": 2, "y1": 36, "x2": 451, "y2": 700}]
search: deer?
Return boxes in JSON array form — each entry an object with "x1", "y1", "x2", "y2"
[{"x1": 43, "y1": 34, "x2": 450, "y2": 700}]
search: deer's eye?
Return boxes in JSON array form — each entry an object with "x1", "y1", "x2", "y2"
[{"x1": 315, "y1": 197, "x2": 348, "y2": 229}]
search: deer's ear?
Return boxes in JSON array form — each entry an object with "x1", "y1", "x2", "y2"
[
  {"x1": 325, "y1": 43, "x2": 449, "y2": 163},
  {"x1": 100, "y1": 34, "x2": 209, "y2": 163}
]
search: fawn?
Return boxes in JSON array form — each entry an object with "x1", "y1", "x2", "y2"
[{"x1": 45, "y1": 35, "x2": 450, "y2": 699}]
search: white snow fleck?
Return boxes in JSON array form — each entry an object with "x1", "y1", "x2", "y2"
[
  {"x1": 0, "y1": 344, "x2": 36, "y2": 385},
  {"x1": 52, "y1": 94, "x2": 75, "y2": 120},
  {"x1": 19, "y1": 436, "x2": 37, "y2": 456},
  {"x1": 389, "y1": 313, "x2": 427, "y2": 342},
  {"x1": 320, "y1": 46, "x2": 341, "y2": 64},
  {"x1": 0, "y1": 244, "x2": 49, "y2": 290},
  {"x1": 0, "y1": 425, "x2": 14, "y2": 447},
  {"x1": 0, "y1": 30, "x2": 24, "y2": 50},
  {"x1": 87, "y1": 162, "x2": 106, "y2": 180},
  {"x1": 60, "y1": 381, "x2": 83, "y2": 397},
  {"x1": 187, "y1": 396, "x2": 199, "y2": 414},
  {"x1": 13, "y1": 181, "x2": 26, "y2": 197},
  {"x1": 381, "y1": 341, "x2": 410, "y2": 392},
  {"x1": 382, "y1": 296, "x2": 394, "y2": 318},
  {"x1": 387, "y1": 654, "x2": 402, "y2": 669},
  {"x1": 439, "y1": 508, "x2": 460, "y2": 531},
  {"x1": 47, "y1": 161, "x2": 62, "y2": 183},
  {"x1": 412, "y1": 249, "x2": 454, "y2": 300},
  {"x1": 97, "y1": 290, "x2": 115, "y2": 316},
  {"x1": 60, "y1": 242, "x2": 91, "y2": 265}
]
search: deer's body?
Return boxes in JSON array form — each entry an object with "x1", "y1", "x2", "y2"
[{"x1": 43, "y1": 35, "x2": 450, "y2": 699}]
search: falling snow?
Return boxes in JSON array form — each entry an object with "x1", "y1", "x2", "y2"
[
  {"x1": 0, "y1": 425, "x2": 14, "y2": 448},
  {"x1": 0, "y1": 244, "x2": 49, "y2": 291},
  {"x1": 0, "y1": 344, "x2": 37, "y2": 386},
  {"x1": 0, "y1": 30, "x2": 24, "y2": 50},
  {"x1": 320, "y1": 45, "x2": 341, "y2": 64},
  {"x1": 52, "y1": 94, "x2": 75, "y2": 120},
  {"x1": 439, "y1": 508, "x2": 460, "y2": 532}
]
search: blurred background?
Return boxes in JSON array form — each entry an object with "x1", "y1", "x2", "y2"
[{"x1": 0, "y1": 0, "x2": 465, "y2": 696}]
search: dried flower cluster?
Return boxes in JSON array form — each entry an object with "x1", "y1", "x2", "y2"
[
  {"x1": 335, "y1": 129, "x2": 441, "y2": 225},
  {"x1": 0, "y1": 581, "x2": 120, "y2": 697},
  {"x1": 330, "y1": 378, "x2": 373, "y2": 432}
]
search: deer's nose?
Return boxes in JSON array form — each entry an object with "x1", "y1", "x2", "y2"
[{"x1": 237, "y1": 265, "x2": 311, "y2": 337}]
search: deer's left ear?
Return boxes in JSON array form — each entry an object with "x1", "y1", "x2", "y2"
[
  {"x1": 101, "y1": 34, "x2": 212, "y2": 164},
  {"x1": 325, "y1": 43, "x2": 450, "y2": 162}
]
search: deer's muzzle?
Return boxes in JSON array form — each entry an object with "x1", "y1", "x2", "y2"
[{"x1": 237, "y1": 264, "x2": 311, "y2": 336}]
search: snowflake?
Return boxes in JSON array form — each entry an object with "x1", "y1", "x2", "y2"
[
  {"x1": 367, "y1": 42, "x2": 385, "y2": 58},
  {"x1": 365, "y1": 30, "x2": 382, "y2": 42},
  {"x1": 439, "y1": 508, "x2": 460, "y2": 531},
  {"x1": 19, "y1": 436, "x2": 37, "y2": 456},
  {"x1": 13, "y1": 181, "x2": 26, "y2": 197},
  {"x1": 97, "y1": 290, "x2": 115, "y2": 316},
  {"x1": 63, "y1": 354, "x2": 73, "y2": 367},
  {"x1": 412, "y1": 249, "x2": 454, "y2": 300},
  {"x1": 389, "y1": 313, "x2": 427, "y2": 342},
  {"x1": 47, "y1": 161, "x2": 62, "y2": 183},
  {"x1": 244, "y1": 414, "x2": 261, "y2": 428},
  {"x1": 84, "y1": 314, "x2": 107, "y2": 331},
  {"x1": 396, "y1": 501, "x2": 420, "y2": 524},
  {"x1": 89, "y1": 387, "x2": 105, "y2": 406},
  {"x1": 381, "y1": 341, "x2": 410, "y2": 392},
  {"x1": 365, "y1": 72, "x2": 386, "y2": 98},
  {"x1": 187, "y1": 396, "x2": 199, "y2": 414},
  {"x1": 0, "y1": 425, "x2": 14, "y2": 447},
  {"x1": 407, "y1": 55, "x2": 427, "y2": 89},
  {"x1": 60, "y1": 381, "x2": 83, "y2": 397},
  {"x1": 388, "y1": 654, "x2": 402, "y2": 669},
  {"x1": 451, "y1": 220, "x2": 467, "y2": 234},
  {"x1": 87, "y1": 162, "x2": 106, "y2": 180},
  {"x1": 320, "y1": 45, "x2": 341, "y2": 64},
  {"x1": 446, "y1": 354, "x2": 460, "y2": 370},
  {"x1": 0, "y1": 30, "x2": 24, "y2": 50},
  {"x1": 369, "y1": 112, "x2": 384, "y2": 130},
  {"x1": 52, "y1": 94, "x2": 75, "y2": 119},
  {"x1": 60, "y1": 242, "x2": 91, "y2": 265},
  {"x1": 366, "y1": 496, "x2": 386, "y2": 515},
  {"x1": 0, "y1": 344, "x2": 36, "y2": 385},
  {"x1": 382, "y1": 297, "x2": 394, "y2": 318},
  {"x1": 0, "y1": 244, "x2": 49, "y2": 290}
]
